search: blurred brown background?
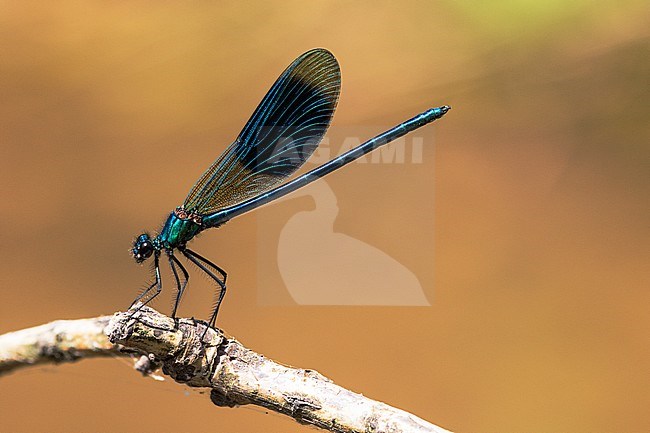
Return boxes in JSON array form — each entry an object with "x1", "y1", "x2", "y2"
[{"x1": 1, "y1": 2, "x2": 648, "y2": 432}]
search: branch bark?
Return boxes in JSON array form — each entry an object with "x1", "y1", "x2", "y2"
[
  {"x1": 0, "y1": 315, "x2": 124, "y2": 376},
  {"x1": 0, "y1": 308, "x2": 452, "y2": 433}
]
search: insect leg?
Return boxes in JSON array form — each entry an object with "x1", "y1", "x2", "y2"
[
  {"x1": 183, "y1": 248, "x2": 227, "y2": 284},
  {"x1": 168, "y1": 251, "x2": 189, "y2": 319},
  {"x1": 129, "y1": 252, "x2": 162, "y2": 318},
  {"x1": 180, "y1": 248, "x2": 227, "y2": 334}
]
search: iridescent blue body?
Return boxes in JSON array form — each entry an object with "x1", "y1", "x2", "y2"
[
  {"x1": 129, "y1": 48, "x2": 450, "y2": 335},
  {"x1": 158, "y1": 208, "x2": 204, "y2": 249}
]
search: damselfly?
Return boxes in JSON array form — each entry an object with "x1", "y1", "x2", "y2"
[{"x1": 130, "y1": 48, "x2": 450, "y2": 331}]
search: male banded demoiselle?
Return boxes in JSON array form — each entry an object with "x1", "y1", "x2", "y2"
[{"x1": 130, "y1": 48, "x2": 450, "y2": 332}]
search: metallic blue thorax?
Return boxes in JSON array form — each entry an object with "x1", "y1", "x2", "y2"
[{"x1": 157, "y1": 208, "x2": 204, "y2": 249}]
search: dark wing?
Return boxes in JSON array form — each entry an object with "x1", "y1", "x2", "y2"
[{"x1": 183, "y1": 48, "x2": 340, "y2": 215}]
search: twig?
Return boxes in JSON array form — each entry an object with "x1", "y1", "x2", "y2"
[
  {"x1": 0, "y1": 307, "x2": 452, "y2": 433},
  {"x1": 0, "y1": 315, "x2": 124, "y2": 376}
]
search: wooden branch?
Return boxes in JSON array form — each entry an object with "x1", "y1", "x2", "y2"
[
  {"x1": 0, "y1": 308, "x2": 452, "y2": 433},
  {"x1": 0, "y1": 315, "x2": 125, "y2": 376}
]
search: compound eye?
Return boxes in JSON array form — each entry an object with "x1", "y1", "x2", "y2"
[
  {"x1": 132, "y1": 234, "x2": 154, "y2": 262},
  {"x1": 140, "y1": 241, "x2": 153, "y2": 256}
]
